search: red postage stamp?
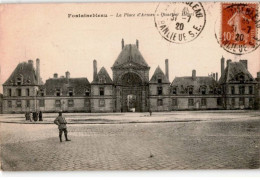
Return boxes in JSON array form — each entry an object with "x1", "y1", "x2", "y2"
[{"x1": 221, "y1": 3, "x2": 259, "y2": 54}]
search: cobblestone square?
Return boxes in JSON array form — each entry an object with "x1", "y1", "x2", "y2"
[{"x1": 0, "y1": 111, "x2": 260, "y2": 171}]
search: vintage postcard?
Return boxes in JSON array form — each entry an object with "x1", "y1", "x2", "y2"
[{"x1": 0, "y1": 1, "x2": 259, "y2": 171}]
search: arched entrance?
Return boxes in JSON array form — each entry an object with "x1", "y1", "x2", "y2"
[{"x1": 119, "y1": 72, "x2": 144, "y2": 112}]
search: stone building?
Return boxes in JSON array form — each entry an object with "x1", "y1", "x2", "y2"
[{"x1": 2, "y1": 39, "x2": 260, "y2": 113}]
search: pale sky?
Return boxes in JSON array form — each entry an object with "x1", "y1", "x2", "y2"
[{"x1": 0, "y1": 2, "x2": 259, "y2": 93}]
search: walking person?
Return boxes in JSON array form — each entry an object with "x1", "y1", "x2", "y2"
[
  {"x1": 39, "y1": 111, "x2": 43, "y2": 121},
  {"x1": 29, "y1": 112, "x2": 32, "y2": 122},
  {"x1": 54, "y1": 111, "x2": 71, "y2": 142}
]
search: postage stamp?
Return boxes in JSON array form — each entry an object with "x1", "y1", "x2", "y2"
[
  {"x1": 221, "y1": 3, "x2": 259, "y2": 55},
  {"x1": 154, "y1": 2, "x2": 206, "y2": 44}
]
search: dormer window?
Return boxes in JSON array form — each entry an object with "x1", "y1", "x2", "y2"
[
  {"x1": 239, "y1": 74, "x2": 245, "y2": 82},
  {"x1": 16, "y1": 77, "x2": 22, "y2": 85},
  {"x1": 172, "y1": 87, "x2": 177, "y2": 94},
  {"x1": 56, "y1": 88, "x2": 61, "y2": 96},
  {"x1": 99, "y1": 76, "x2": 106, "y2": 83},
  {"x1": 39, "y1": 89, "x2": 44, "y2": 96},
  {"x1": 201, "y1": 86, "x2": 206, "y2": 95},
  {"x1": 157, "y1": 75, "x2": 162, "y2": 84},
  {"x1": 85, "y1": 89, "x2": 90, "y2": 96},
  {"x1": 68, "y1": 88, "x2": 73, "y2": 97},
  {"x1": 188, "y1": 87, "x2": 193, "y2": 95}
]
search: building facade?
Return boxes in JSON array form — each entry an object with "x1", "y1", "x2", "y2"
[{"x1": 2, "y1": 40, "x2": 260, "y2": 113}]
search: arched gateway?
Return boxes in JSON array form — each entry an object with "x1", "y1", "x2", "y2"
[{"x1": 112, "y1": 40, "x2": 150, "y2": 112}]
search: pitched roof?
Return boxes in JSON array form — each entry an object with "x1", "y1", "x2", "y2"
[
  {"x1": 149, "y1": 66, "x2": 170, "y2": 83},
  {"x1": 112, "y1": 44, "x2": 149, "y2": 68},
  {"x1": 43, "y1": 77, "x2": 90, "y2": 96},
  {"x1": 3, "y1": 61, "x2": 38, "y2": 86},
  {"x1": 219, "y1": 62, "x2": 255, "y2": 84},
  {"x1": 92, "y1": 67, "x2": 113, "y2": 84},
  {"x1": 171, "y1": 76, "x2": 217, "y2": 93}
]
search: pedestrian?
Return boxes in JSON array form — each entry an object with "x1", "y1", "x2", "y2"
[
  {"x1": 29, "y1": 112, "x2": 32, "y2": 122},
  {"x1": 33, "y1": 112, "x2": 37, "y2": 121},
  {"x1": 25, "y1": 112, "x2": 29, "y2": 120},
  {"x1": 39, "y1": 111, "x2": 43, "y2": 121},
  {"x1": 149, "y1": 109, "x2": 152, "y2": 116},
  {"x1": 54, "y1": 111, "x2": 71, "y2": 142}
]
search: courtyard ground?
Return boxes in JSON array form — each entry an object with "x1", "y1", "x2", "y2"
[{"x1": 0, "y1": 110, "x2": 260, "y2": 171}]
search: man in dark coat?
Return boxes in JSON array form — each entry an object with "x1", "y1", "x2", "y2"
[
  {"x1": 54, "y1": 112, "x2": 71, "y2": 142},
  {"x1": 39, "y1": 111, "x2": 43, "y2": 121}
]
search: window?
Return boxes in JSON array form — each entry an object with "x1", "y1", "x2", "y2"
[
  {"x1": 217, "y1": 98, "x2": 222, "y2": 106},
  {"x1": 68, "y1": 88, "x2": 73, "y2": 97},
  {"x1": 172, "y1": 98, "x2": 178, "y2": 106},
  {"x1": 8, "y1": 89, "x2": 12, "y2": 96},
  {"x1": 249, "y1": 86, "x2": 253, "y2": 94},
  {"x1": 231, "y1": 98, "x2": 236, "y2": 106},
  {"x1": 239, "y1": 86, "x2": 245, "y2": 95},
  {"x1": 56, "y1": 89, "x2": 61, "y2": 96},
  {"x1": 26, "y1": 100, "x2": 30, "y2": 108},
  {"x1": 201, "y1": 86, "x2": 206, "y2": 95},
  {"x1": 157, "y1": 87, "x2": 163, "y2": 95},
  {"x1": 16, "y1": 77, "x2": 22, "y2": 85},
  {"x1": 68, "y1": 100, "x2": 74, "y2": 107},
  {"x1": 85, "y1": 89, "x2": 90, "y2": 96},
  {"x1": 99, "y1": 76, "x2": 106, "y2": 83},
  {"x1": 157, "y1": 75, "x2": 162, "y2": 84},
  {"x1": 39, "y1": 89, "x2": 44, "y2": 96},
  {"x1": 16, "y1": 89, "x2": 22, "y2": 96},
  {"x1": 239, "y1": 97, "x2": 245, "y2": 106},
  {"x1": 157, "y1": 99, "x2": 163, "y2": 106},
  {"x1": 16, "y1": 100, "x2": 21, "y2": 107},
  {"x1": 26, "y1": 89, "x2": 30, "y2": 96},
  {"x1": 55, "y1": 100, "x2": 61, "y2": 107},
  {"x1": 39, "y1": 99, "x2": 45, "y2": 107},
  {"x1": 99, "y1": 87, "x2": 104, "y2": 96},
  {"x1": 188, "y1": 87, "x2": 193, "y2": 95},
  {"x1": 8, "y1": 101, "x2": 12, "y2": 108},
  {"x1": 188, "y1": 99, "x2": 194, "y2": 106},
  {"x1": 172, "y1": 87, "x2": 177, "y2": 94},
  {"x1": 239, "y1": 74, "x2": 245, "y2": 82},
  {"x1": 209, "y1": 87, "x2": 214, "y2": 94},
  {"x1": 84, "y1": 99, "x2": 90, "y2": 107},
  {"x1": 99, "y1": 99, "x2": 105, "y2": 107},
  {"x1": 231, "y1": 86, "x2": 235, "y2": 94},
  {"x1": 201, "y1": 98, "x2": 207, "y2": 106}
]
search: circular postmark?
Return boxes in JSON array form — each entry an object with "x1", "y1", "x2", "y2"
[
  {"x1": 154, "y1": 2, "x2": 206, "y2": 44},
  {"x1": 216, "y1": 3, "x2": 260, "y2": 55}
]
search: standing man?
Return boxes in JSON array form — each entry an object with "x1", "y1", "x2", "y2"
[
  {"x1": 39, "y1": 111, "x2": 43, "y2": 121},
  {"x1": 54, "y1": 111, "x2": 71, "y2": 142}
]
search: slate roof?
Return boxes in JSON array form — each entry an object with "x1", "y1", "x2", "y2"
[
  {"x1": 44, "y1": 77, "x2": 90, "y2": 96},
  {"x1": 149, "y1": 66, "x2": 170, "y2": 84},
  {"x1": 171, "y1": 76, "x2": 218, "y2": 94},
  {"x1": 92, "y1": 67, "x2": 113, "y2": 84},
  {"x1": 112, "y1": 44, "x2": 149, "y2": 68},
  {"x1": 3, "y1": 61, "x2": 38, "y2": 86},
  {"x1": 219, "y1": 62, "x2": 255, "y2": 84}
]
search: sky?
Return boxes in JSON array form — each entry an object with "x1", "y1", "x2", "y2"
[{"x1": 0, "y1": 2, "x2": 259, "y2": 93}]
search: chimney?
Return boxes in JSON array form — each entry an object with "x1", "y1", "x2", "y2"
[
  {"x1": 221, "y1": 56, "x2": 225, "y2": 77},
  {"x1": 165, "y1": 59, "x2": 169, "y2": 80},
  {"x1": 216, "y1": 72, "x2": 218, "y2": 81},
  {"x1": 136, "y1": 39, "x2": 139, "y2": 49},
  {"x1": 65, "y1": 71, "x2": 70, "y2": 79},
  {"x1": 93, "y1": 59, "x2": 97, "y2": 80},
  {"x1": 227, "y1": 59, "x2": 232, "y2": 67},
  {"x1": 121, "y1": 38, "x2": 124, "y2": 49},
  {"x1": 257, "y1": 72, "x2": 260, "y2": 78},
  {"x1": 53, "y1": 73, "x2": 58, "y2": 78},
  {"x1": 28, "y1": 60, "x2": 34, "y2": 66},
  {"x1": 213, "y1": 73, "x2": 215, "y2": 80},
  {"x1": 192, "y1": 70, "x2": 196, "y2": 80},
  {"x1": 239, "y1": 60, "x2": 248, "y2": 69},
  {"x1": 36, "y1": 58, "x2": 40, "y2": 84}
]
